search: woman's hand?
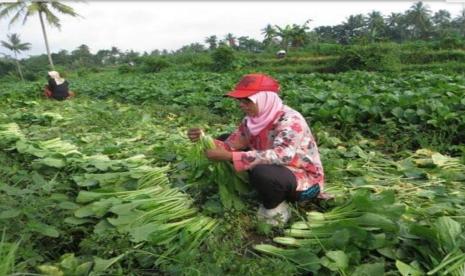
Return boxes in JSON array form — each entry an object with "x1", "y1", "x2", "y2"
[
  {"x1": 187, "y1": 128, "x2": 203, "y2": 142},
  {"x1": 206, "y1": 148, "x2": 232, "y2": 161}
]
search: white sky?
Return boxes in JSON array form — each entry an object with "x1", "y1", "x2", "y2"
[{"x1": 0, "y1": 1, "x2": 463, "y2": 58}]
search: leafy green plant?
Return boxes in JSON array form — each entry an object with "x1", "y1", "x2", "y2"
[
  {"x1": 139, "y1": 56, "x2": 171, "y2": 73},
  {"x1": 0, "y1": 231, "x2": 20, "y2": 276},
  {"x1": 117, "y1": 64, "x2": 135, "y2": 74},
  {"x1": 187, "y1": 134, "x2": 250, "y2": 210},
  {"x1": 335, "y1": 43, "x2": 401, "y2": 72},
  {"x1": 1, "y1": 66, "x2": 465, "y2": 275},
  {"x1": 211, "y1": 46, "x2": 236, "y2": 71}
]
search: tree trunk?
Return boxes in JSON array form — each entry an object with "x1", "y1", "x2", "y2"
[
  {"x1": 14, "y1": 52, "x2": 24, "y2": 82},
  {"x1": 38, "y1": 11, "x2": 55, "y2": 70}
]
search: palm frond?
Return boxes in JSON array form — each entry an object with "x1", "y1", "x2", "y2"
[
  {"x1": 50, "y1": 1, "x2": 79, "y2": 17},
  {"x1": 43, "y1": 8, "x2": 61, "y2": 28},
  {"x1": 23, "y1": 3, "x2": 40, "y2": 25},
  {"x1": 0, "y1": 2, "x2": 23, "y2": 18},
  {"x1": 1, "y1": 33, "x2": 30, "y2": 54},
  {"x1": 0, "y1": 41, "x2": 13, "y2": 51},
  {"x1": 15, "y1": 42, "x2": 31, "y2": 51},
  {"x1": 0, "y1": 2, "x2": 26, "y2": 25},
  {"x1": 7, "y1": 33, "x2": 20, "y2": 45}
]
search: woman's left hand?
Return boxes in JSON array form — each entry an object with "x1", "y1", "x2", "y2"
[{"x1": 206, "y1": 148, "x2": 233, "y2": 161}]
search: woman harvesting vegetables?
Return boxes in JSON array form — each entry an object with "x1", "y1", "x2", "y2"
[
  {"x1": 188, "y1": 73, "x2": 325, "y2": 225},
  {"x1": 43, "y1": 71, "x2": 74, "y2": 100}
]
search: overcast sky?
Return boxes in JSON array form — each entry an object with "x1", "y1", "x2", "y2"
[{"x1": 0, "y1": 1, "x2": 463, "y2": 58}]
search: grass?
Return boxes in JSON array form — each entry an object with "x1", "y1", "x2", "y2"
[{"x1": 0, "y1": 230, "x2": 20, "y2": 276}]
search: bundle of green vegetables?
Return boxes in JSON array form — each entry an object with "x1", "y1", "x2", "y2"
[
  {"x1": 256, "y1": 143, "x2": 465, "y2": 275},
  {"x1": 1, "y1": 122, "x2": 219, "y2": 266},
  {"x1": 0, "y1": 123, "x2": 24, "y2": 146},
  {"x1": 74, "y1": 165, "x2": 218, "y2": 264},
  {"x1": 187, "y1": 133, "x2": 250, "y2": 210},
  {"x1": 255, "y1": 190, "x2": 405, "y2": 274}
]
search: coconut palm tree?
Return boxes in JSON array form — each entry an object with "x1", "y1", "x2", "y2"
[
  {"x1": 386, "y1": 12, "x2": 406, "y2": 42},
  {"x1": 1, "y1": 33, "x2": 30, "y2": 81},
  {"x1": 274, "y1": 24, "x2": 294, "y2": 51},
  {"x1": 452, "y1": 8, "x2": 465, "y2": 36},
  {"x1": 0, "y1": 0, "x2": 79, "y2": 70},
  {"x1": 405, "y1": 1, "x2": 432, "y2": 40},
  {"x1": 288, "y1": 20, "x2": 311, "y2": 48},
  {"x1": 224, "y1": 33, "x2": 237, "y2": 48},
  {"x1": 261, "y1": 24, "x2": 277, "y2": 47},
  {"x1": 341, "y1": 14, "x2": 366, "y2": 44},
  {"x1": 205, "y1": 35, "x2": 218, "y2": 50},
  {"x1": 432, "y1": 10, "x2": 451, "y2": 27},
  {"x1": 432, "y1": 10, "x2": 452, "y2": 37},
  {"x1": 366, "y1": 11, "x2": 385, "y2": 42}
]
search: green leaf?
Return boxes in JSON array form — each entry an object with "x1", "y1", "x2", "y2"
[
  {"x1": 391, "y1": 107, "x2": 403, "y2": 118},
  {"x1": 58, "y1": 201, "x2": 80, "y2": 210},
  {"x1": 59, "y1": 253, "x2": 79, "y2": 271},
  {"x1": 107, "y1": 213, "x2": 138, "y2": 226},
  {"x1": 321, "y1": 250, "x2": 349, "y2": 271},
  {"x1": 50, "y1": 193, "x2": 69, "y2": 201},
  {"x1": 396, "y1": 260, "x2": 423, "y2": 276},
  {"x1": 74, "y1": 205, "x2": 96, "y2": 218},
  {"x1": 352, "y1": 262, "x2": 384, "y2": 276},
  {"x1": 75, "y1": 262, "x2": 93, "y2": 276},
  {"x1": 329, "y1": 229, "x2": 351, "y2": 248},
  {"x1": 431, "y1": 153, "x2": 449, "y2": 167},
  {"x1": 109, "y1": 201, "x2": 142, "y2": 215},
  {"x1": 93, "y1": 254, "x2": 125, "y2": 272},
  {"x1": 93, "y1": 219, "x2": 114, "y2": 235},
  {"x1": 402, "y1": 168, "x2": 427, "y2": 179},
  {"x1": 64, "y1": 217, "x2": 93, "y2": 225},
  {"x1": 403, "y1": 108, "x2": 417, "y2": 122},
  {"x1": 37, "y1": 265, "x2": 64, "y2": 276},
  {"x1": 377, "y1": 247, "x2": 396, "y2": 260},
  {"x1": 202, "y1": 199, "x2": 223, "y2": 215},
  {"x1": 409, "y1": 224, "x2": 437, "y2": 241},
  {"x1": 0, "y1": 184, "x2": 28, "y2": 196},
  {"x1": 356, "y1": 213, "x2": 398, "y2": 232},
  {"x1": 130, "y1": 222, "x2": 158, "y2": 242},
  {"x1": 32, "y1": 171, "x2": 47, "y2": 186},
  {"x1": 34, "y1": 157, "x2": 66, "y2": 168},
  {"x1": 90, "y1": 198, "x2": 120, "y2": 218},
  {"x1": 27, "y1": 221, "x2": 60, "y2": 238},
  {"x1": 73, "y1": 175, "x2": 98, "y2": 187},
  {"x1": 0, "y1": 209, "x2": 21, "y2": 219},
  {"x1": 16, "y1": 140, "x2": 47, "y2": 158},
  {"x1": 433, "y1": 217, "x2": 461, "y2": 250},
  {"x1": 76, "y1": 191, "x2": 108, "y2": 203}
]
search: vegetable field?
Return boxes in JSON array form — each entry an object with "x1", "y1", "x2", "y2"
[{"x1": 1, "y1": 70, "x2": 465, "y2": 275}]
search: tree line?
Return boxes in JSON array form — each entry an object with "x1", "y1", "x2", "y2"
[{"x1": 0, "y1": 1, "x2": 464, "y2": 80}]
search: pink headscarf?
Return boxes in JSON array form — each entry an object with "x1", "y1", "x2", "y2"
[{"x1": 246, "y1": 91, "x2": 284, "y2": 136}]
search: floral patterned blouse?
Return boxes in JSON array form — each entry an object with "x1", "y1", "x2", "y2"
[{"x1": 216, "y1": 106, "x2": 324, "y2": 192}]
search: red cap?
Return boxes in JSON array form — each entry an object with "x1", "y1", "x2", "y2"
[{"x1": 226, "y1": 73, "x2": 280, "y2": 98}]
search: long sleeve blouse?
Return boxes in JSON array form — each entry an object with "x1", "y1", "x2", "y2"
[{"x1": 217, "y1": 106, "x2": 324, "y2": 192}]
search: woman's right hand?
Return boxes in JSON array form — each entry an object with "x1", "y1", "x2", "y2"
[{"x1": 187, "y1": 128, "x2": 203, "y2": 142}]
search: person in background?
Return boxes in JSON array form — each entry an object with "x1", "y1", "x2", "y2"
[
  {"x1": 43, "y1": 71, "x2": 74, "y2": 100},
  {"x1": 188, "y1": 73, "x2": 325, "y2": 225},
  {"x1": 276, "y1": 49, "x2": 286, "y2": 59}
]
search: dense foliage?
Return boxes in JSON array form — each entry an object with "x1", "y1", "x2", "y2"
[
  {"x1": 1, "y1": 1, "x2": 464, "y2": 80},
  {"x1": 0, "y1": 66, "x2": 464, "y2": 275}
]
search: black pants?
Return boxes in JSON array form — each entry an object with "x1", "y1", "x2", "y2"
[
  {"x1": 217, "y1": 134, "x2": 298, "y2": 209},
  {"x1": 249, "y1": 164, "x2": 298, "y2": 209}
]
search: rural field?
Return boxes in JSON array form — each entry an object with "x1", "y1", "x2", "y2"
[
  {"x1": 1, "y1": 1, "x2": 465, "y2": 275},
  {"x1": 1, "y1": 67, "x2": 465, "y2": 275}
]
